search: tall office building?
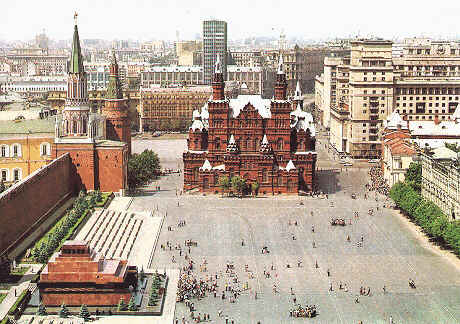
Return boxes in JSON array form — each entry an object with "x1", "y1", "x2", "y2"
[{"x1": 203, "y1": 20, "x2": 227, "y2": 84}]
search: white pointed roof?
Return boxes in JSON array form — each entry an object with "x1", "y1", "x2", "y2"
[
  {"x1": 286, "y1": 160, "x2": 296, "y2": 172},
  {"x1": 190, "y1": 119, "x2": 205, "y2": 131},
  {"x1": 451, "y1": 103, "x2": 460, "y2": 121},
  {"x1": 215, "y1": 53, "x2": 222, "y2": 74},
  {"x1": 199, "y1": 159, "x2": 212, "y2": 171},
  {"x1": 294, "y1": 81, "x2": 302, "y2": 98},
  {"x1": 229, "y1": 95, "x2": 271, "y2": 119},
  {"x1": 192, "y1": 109, "x2": 200, "y2": 119},
  {"x1": 386, "y1": 111, "x2": 408, "y2": 130},
  {"x1": 277, "y1": 53, "x2": 284, "y2": 74},
  {"x1": 262, "y1": 134, "x2": 269, "y2": 144},
  {"x1": 229, "y1": 134, "x2": 235, "y2": 144},
  {"x1": 290, "y1": 103, "x2": 316, "y2": 137}
]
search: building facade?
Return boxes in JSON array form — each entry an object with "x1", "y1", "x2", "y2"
[
  {"x1": 317, "y1": 38, "x2": 460, "y2": 159},
  {"x1": 139, "y1": 83, "x2": 239, "y2": 132},
  {"x1": 1, "y1": 76, "x2": 67, "y2": 97},
  {"x1": 203, "y1": 20, "x2": 227, "y2": 85},
  {"x1": 228, "y1": 51, "x2": 263, "y2": 67},
  {"x1": 421, "y1": 146, "x2": 460, "y2": 221},
  {"x1": 4, "y1": 48, "x2": 68, "y2": 76},
  {"x1": 0, "y1": 118, "x2": 54, "y2": 185},
  {"x1": 183, "y1": 55, "x2": 317, "y2": 195}
]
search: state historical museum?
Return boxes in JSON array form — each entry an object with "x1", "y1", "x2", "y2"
[{"x1": 183, "y1": 55, "x2": 317, "y2": 194}]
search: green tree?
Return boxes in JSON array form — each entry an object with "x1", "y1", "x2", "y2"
[
  {"x1": 217, "y1": 176, "x2": 230, "y2": 197},
  {"x1": 36, "y1": 302, "x2": 47, "y2": 316},
  {"x1": 231, "y1": 176, "x2": 246, "y2": 198},
  {"x1": 251, "y1": 181, "x2": 260, "y2": 197},
  {"x1": 59, "y1": 303, "x2": 69, "y2": 318},
  {"x1": 128, "y1": 150, "x2": 161, "y2": 190},
  {"x1": 128, "y1": 296, "x2": 137, "y2": 311},
  {"x1": 79, "y1": 304, "x2": 91, "y2": 321},
  {"x1": 405, "y1": 162, "x2": 422, "y2": 192},
  {"x1": 118, "y1": 298, "x2": 127, "y2": 311}
]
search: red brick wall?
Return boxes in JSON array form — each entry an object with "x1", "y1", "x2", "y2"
[
  {"x1": 42, "y1": 291, "x2": 131, "y2": 306},
  {"x1": 0, "y1": 154, "x2": 72, "y2": 256},
  {"x1": 54, "y1": 144, "x2": 96, "y2": 192},
  {"x1": 96, "y1": 147, "x2": 127, "y2": 192}
]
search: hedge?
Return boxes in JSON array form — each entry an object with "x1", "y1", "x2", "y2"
[
  {"x1": 30, "y1": 191, "x2": 102, "y2": 263},
  {"x1": 390, "y1": 182, "x2": 460, "y2": 256},
  {"x1": 7, "y1": 289, "x2": 28, "y2": 315}
]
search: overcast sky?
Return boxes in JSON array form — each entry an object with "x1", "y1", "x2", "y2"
[{"x1": 1, "y1": 0, "x2": 460, "y2": 42}]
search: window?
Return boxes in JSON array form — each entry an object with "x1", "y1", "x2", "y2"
[
  {"x1": 1, "y1": 169, "x2": 7, "y2": 182},
  {"x1": 41, "y1": 143, "x2": 51, "y2": 156},
  {"x1": 11, "y1": 144, "x2": 21, "y2": 157},
  {"x1": 13, "y1": 169, "x2": 21, "y2": 181},
  {"x1": 0, "y1": 145, "x2": 7, "y2": 158}
]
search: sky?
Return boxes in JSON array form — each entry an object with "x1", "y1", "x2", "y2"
[{"x1": 1, "y1": 0, "x2": 460, "y2": 42}]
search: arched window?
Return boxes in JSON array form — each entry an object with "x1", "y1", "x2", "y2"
[
  {"x1": 72, "y1": 121, "x2": 77, "y2": 134},
  {"x1": 193, "y1": 167, "x2": 199, "y2": 181},
  {"x1": 262, "y1": 168, "x2": 268, "y2": 183},
  {"x1": 41, "y1": 142, "x2": 51, "y2": 156},
  {"x1": 82, "y1": 118, "x2": 88, "y2": 134},
  {"x1": 1, "y1": 169, "x2": 9, "y2": 182},
  {"x1": 246, "y1": 138, "x2": 251, "y2": 150},
  {"x1": 215, "y1": 137, "x2": 220, "y2": 150},
  {"x1": 13, "y1": 168, "x2": 21, "y2": 182},
  {"x1": 277, "y1": 138, "x2": 283, "y2": 150},
  {"x1": 203, "y1": 177, "x2": 209, "y2": 189},
  {"x1": 278, "y1": 174, "x2": 283, "y2": 186},
  {"x1": 254, "y1": 138, "x2": 258, "y2": 151},
  {"x1": 1, "y1": 145, "x2": 9, "y2": 158}
]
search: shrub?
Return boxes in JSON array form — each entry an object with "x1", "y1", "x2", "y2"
[{"x1": 390, "y1": 182, "x2": 460, "y2": 256}]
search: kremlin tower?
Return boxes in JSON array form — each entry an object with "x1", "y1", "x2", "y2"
[
  {"x1": 103, "y1": 51, "x2": 131, "y2": 154},
  {"x1": 53, "y1": 13, "x2": 129, "y2": 193}
]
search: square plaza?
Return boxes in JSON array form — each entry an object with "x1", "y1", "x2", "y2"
[{"x1": 126, "y1": 136, "x2": 460, "y2": 323}]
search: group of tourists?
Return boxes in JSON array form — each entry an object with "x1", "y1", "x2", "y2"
[
  {"x1": 289, "y1": 304, "x2": 317, "y2": 318},
  {"x1": 368, "y1": 165, "x2": 390, "y2": 196}
]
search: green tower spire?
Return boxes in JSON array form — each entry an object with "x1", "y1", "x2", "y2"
[
  {"x1": 106, "y1": 51, "x2": 123, "y2": 99},
  {"x1": 69, "y1": 13, "x2": 84, "y2": 74}
]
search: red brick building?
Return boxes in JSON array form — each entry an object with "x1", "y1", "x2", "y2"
[
  {"x1": 39, "y1": 241, "x2": 136, "y2": 306},
  {"x1": 183, "y1": 55, "x2": 317, "y2": 194},
  {"x1": 53, "y1": 17, "x2": 130, "y2": 193}
]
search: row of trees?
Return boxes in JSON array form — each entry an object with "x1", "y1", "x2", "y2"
[
  {"x1": 148, "y1": 272, "x2": 163, "y2": 306},
  {"x1": 118, "y1": 296, "x2": 138, "y2": 311},
  {"x1": 127, "y1": 150, "x2": 161, "y2": 190},
  {"x1": 30, "y1": 190, "x2": 101, "y2": 263},
  {"x1": 390, "y1": 181, "x2": 460, "y2": 256},
  {"x1": 217, "y1": 176, "x2": 259, "y2": 198},
  {"x1": 37, "y1": 302, "x2": 90, "y2": 321}
]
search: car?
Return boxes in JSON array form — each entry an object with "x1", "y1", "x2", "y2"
[
  {"x1": 368, "y1": 159, "x2": 379, "y2": 164},
  {"x1": 343, "y1": 163, "x2": 353, "y2": 167}
]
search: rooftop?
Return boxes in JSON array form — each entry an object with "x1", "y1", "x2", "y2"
[{"x1": 0, "y1": 117, "x2": 55, "y2": 135}]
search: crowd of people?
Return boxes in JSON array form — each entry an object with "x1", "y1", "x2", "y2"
[
  {"x1": 368, "y1": 165, "x2": 390, "y2": 196},
  {"x1": 289, "y1": 304, "x2": 317, "y2": 318}
]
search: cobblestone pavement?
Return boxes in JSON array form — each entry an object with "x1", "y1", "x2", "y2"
[{"x1": 129, "y1": 138, "x2": 460, "y2": 324}]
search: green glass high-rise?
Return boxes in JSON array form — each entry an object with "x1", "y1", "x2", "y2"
[{"x1": 203, "y1": 20, "x2": 227, "y2": 85}]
